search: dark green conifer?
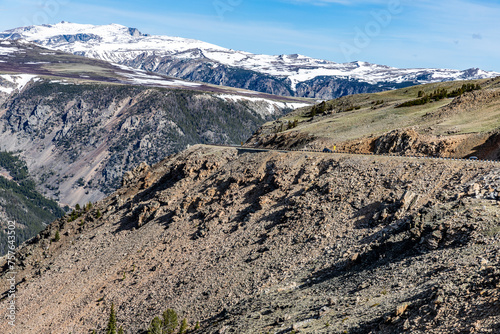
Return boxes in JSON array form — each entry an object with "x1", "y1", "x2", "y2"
[{"x1": 106, "y1": 303, "x2": 117, "y2": 334}]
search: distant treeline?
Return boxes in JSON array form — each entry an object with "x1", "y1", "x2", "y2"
[
  {"x1": 396, "y1": 83, "x2": 481, "y2": 108},
  {"x1": 0, "y1": 151, "x2": 30, "y2": 181}
]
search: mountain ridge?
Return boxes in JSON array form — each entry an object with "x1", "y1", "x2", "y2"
[{"x1": 2, "y1": 22, "x2": 499, "y2": 99}]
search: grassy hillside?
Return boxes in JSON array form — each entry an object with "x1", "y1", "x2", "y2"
[{"x1": 248, "y1": 77, "x2": 500, "y2": 159}]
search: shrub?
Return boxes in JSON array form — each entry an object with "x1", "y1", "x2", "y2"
[
  {"x1": 68, "y1": 209, "x2": 83, "y2": 222},
  {"x1": 163, "y1": 309, "x2": 178, "y2": 334},
  {"x1": 179, "y1": 318, "x2": 188, "y2": 334},
  {"x1": 287, "y1": 119, "x2": 299, "y2": 130},
  {"x1": 310, "y1": 106, "x2": 317, "y2": 117},
  {"x1": 148, "y1": 316, "x2": 162, "y2": 334},
  {"x1": 397, "y1": 83, "x2": 481, "y2": 108}
]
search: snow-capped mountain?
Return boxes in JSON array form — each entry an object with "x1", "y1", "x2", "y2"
[
  {"x1": 0, "y1": 40, "x2": 311, "y2": 115},
  {"x1": 2, "y1": 22, "x2": 499, "y2": 99}
]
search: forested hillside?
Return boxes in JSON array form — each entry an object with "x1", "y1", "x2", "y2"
[{"x1": 0, "y1": 151, "x2": 65, "y2": 255}]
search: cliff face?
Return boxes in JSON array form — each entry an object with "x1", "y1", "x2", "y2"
[
  {"x1": 5, "y1": 22, "x2": 498, "y2": 100},
  {"x1": 123, "y1": 55, "x2": 297, "y2": 97},
  {"x1": 1, "y1": 145, "x2": 499, "y2": 333},
  {"x1": 0, "y1": 80, "x2": 292, "y2": 207}
]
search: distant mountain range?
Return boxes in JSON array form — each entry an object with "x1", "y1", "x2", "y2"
[
  {"x1": 2, "y1": 22, "x2": 499, "y2": 99},
  {"x1": 0, "y1": 40, "x2": 309, "y2": 209}
]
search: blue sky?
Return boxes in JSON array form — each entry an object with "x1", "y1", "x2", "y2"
[{"x1": 1, "y1": 0, "x2": 499, "y2": 71}]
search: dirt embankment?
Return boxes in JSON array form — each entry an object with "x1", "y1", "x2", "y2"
[
  {"x1": 370, "y1": 129, "x2": 500, "y2": 159},
  {"x1": 249, "y1": 127, "x2": 500, "y2": 160}
]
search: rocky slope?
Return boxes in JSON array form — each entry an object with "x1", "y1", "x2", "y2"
[
  {"x1": 1, "y1": 145, "x2": 499, "y2": 333},
  {"x1": 2, "y1": 22, "x2": 499, "y2": 99}
]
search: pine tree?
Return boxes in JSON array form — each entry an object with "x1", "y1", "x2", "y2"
[
  {"x1": 148, "y1": 316, "x2": 162, "y2": 334},
  {"x1": 54, "y1": 230, "x2": 60, "y2": 242},
  {"x1": 106, "y1": 303, "x2": 117, "y2": 334},
  {"x1": 179, "y1": 318, "x2": 188, "y2": 334},
  {"x1": 194, "y1": 321, "x2": 200, "y2": 330},
  {"x1": 163, "y1": 309, "x2": 178, "y2": 334},
  {"x1": 118, "y1": 327, "x2": 124, "y2": 334},
  {"x1": 310, "y1": 106, "x2": 317, "y2": 117},
  {"x1": 75, "y1": 203, "x2": 81, "y2": 211}
]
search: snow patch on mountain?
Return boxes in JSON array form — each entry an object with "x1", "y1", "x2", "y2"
[
  {"x1": 217, "y1": 94, "x2": 309, "y2": 117},
  {"x1": 0, "y1": 74, "x2": 39, "y2": 93},
  {"x1": 114, "y1": 64, "x2": 202, "y2": 88},
  {"x1": 0, "y1": 86, "x2": 13, "y2": 94},
  {"x1": 0, "y1": 47, "x2": 19, "y2": 56}
]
